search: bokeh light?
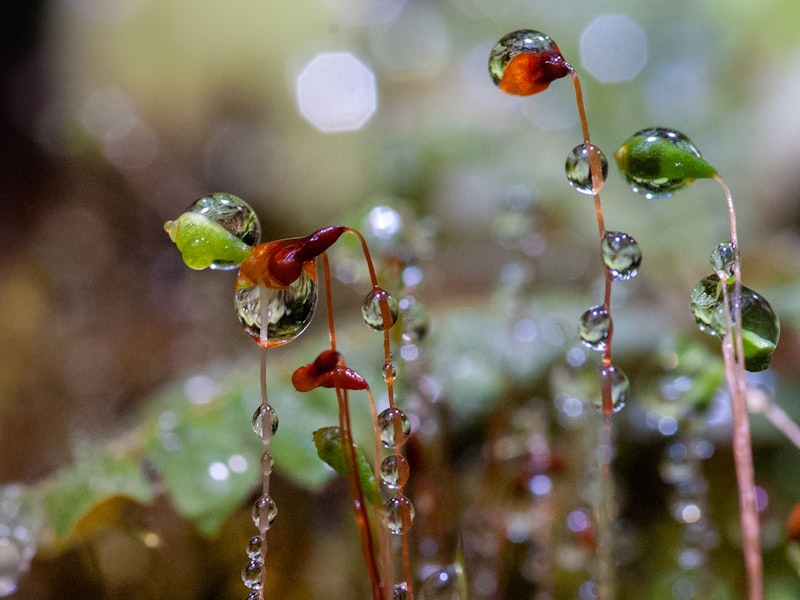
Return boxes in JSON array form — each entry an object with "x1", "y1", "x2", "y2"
[{"x1": 580, "y1": 15, "x2": 647, "y2": 82}]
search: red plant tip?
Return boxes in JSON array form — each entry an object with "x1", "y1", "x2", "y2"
[
  {"x1": 292, "y1": 349, "x2": 369, "y2": 392},
  {"x1": 787, "y1": 501, "x2": 800, "y2": 543},
  {"x1": 499, "y1": 51, "x2": 570, "y2": 96}
]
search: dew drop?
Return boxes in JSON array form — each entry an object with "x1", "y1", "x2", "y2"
[
  {"x1": 393, "y1": 581, "x2": 410, "y2": 600},
  {"x1": 241, "y1": 556, "x2": 264, "y2": 590},
  {"x1": 164, "y1": 193, "x2": 261, "y2": 270},
  {"x1": 362, "y1": 287, "x2": 399, "y2": 330},
  {"x1": 690, "y1": 275, "x2": 780, "y2": 371},
  {"x1": 711, "y1": 241, "x2": 737, "y2": 278},
  {"x1": 565, "y1": 143, "x2": 609, "y2": 195},
  {"x1": 419, "y1": 565, "x2": 465, "y2": 600},
  {"x1": 246, "y1": 535, "x2": 263, "y2": 559},
  {"x1": 251, "y1": 494, "x2": 278, "y2": 530},
  {"x1": 383, "y1": 360, "x2": 397, "y2": 383},
  {"x1": 380, "y1": 454, "x2": 411, "y2": 490},
  {"x1": 378, "y1": 408, "x2": 411, "y2": 448},
  {"x1": 252, "y1": 405, "x2": 279, "y2": 440},
  {"x1": 614, "y1": 127, "x2": 717, "y2": 199},
  {"x1": 385, "y1": 494, "x2": 415, "y2": 534},
  {"x1": 245, "y1": 592, "x2": 260, "y2": 600},
  {"x1": 488, "y1": 30, "x2": 570, "y2": 96},
  {"x1": 596, "y1": 364, "x2": 629, "y2": 413},
  {"x1": 578, "y1": 305, "x2": 611, "y2": 351},
  {"x1": 234, "y1": 271, "x2": 318, "y2": 347},
  {"x1": 601, "y1": 231, "x2": 641, "y2": 281},
  {"x1": 261, "y1": 450, "x2": 274, "y2": 475}
]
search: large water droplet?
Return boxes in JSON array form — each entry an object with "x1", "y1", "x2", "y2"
[
  {"x1": 378, "y1": 408, "x2": 411, "y2": 448},
  {"x1": 565, "y1": 143, "x2": 608, "y2": 195},
  {"x1": 380, "y1": 454, "x2": 411, "y2": 490},
  {"x1": 251, "y1": 494, "x2": 278, "y2": 530},
  {"x1": 252, "y1": 405, "x2": 279, "y2": 440},
  {"x1": 690, "y1": 275, "x2": 780, "y2": 371},
  {"x1": 601, "y1": 231, "x2": 641, "y2": 281},
  {"x1": 596, "y1": 364, "x2": 629, "y2": 413},
  {"x1": 578, "y1": 305, "x2": 611, "y2": 351},
  {"x1": 362, "y1": 287, "x2": 399, "y2": 331},
  {"x1": 419, "y1": 565, "x2": 465, "y2": 600},
  {"x1": 488, "y1": 30, "x2": 570, "y2": 96},
  {"x1": 614, "y1": 128, "x2": 717, "y2": 199},
  {"x1": 241, "y1": 556, "x2": 264, "y2": 590},
  {"x1": 164, "y1": 193, "x2": 261, "y2": 270},
  {"x1": 235, "y1": 272, "x2": 318, "y2": 347},
  {"x1": 711, "y1": 241, "x2": 737, "y2": 278},
  {"x1": 385, "y1": 494, "x2": 415, "y2": 534}
]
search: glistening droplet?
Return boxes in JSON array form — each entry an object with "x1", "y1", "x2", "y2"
[
  {"x1": 246, "y1": 535, "x2": 263, "y2": 559},
  {"x1": 234, "y1": 271, "x2": 318, "y2": 347},
  {"x1": 488, "y1": 30, "x2": 570, "y2": 96},
  {"x1": 596, "y1": 364, "x2": 629, "y2": 413},
  {"x1": 251, "y1": 494, "x2": 278, "y2": 530},
  {"x1": 614, "y1": 128, "x2": 716, "y2": 199},
  {"x1": 393, "y1": 582, "x2": 410, "y2": 600},
  {"x1": 385, "y1": 494, "x2": 415, "y2": 534},
  {"x1": 378, "y1": 408, "x2": 411, "y2": 448},
  {"x1": 711, "y1": 241, "x2": 737, "y2": 278},
  {"x1": 241, "y1": 556, "x2": 264, "y2": 590},
  {"x1": 578, "y1": 305, "x2": 611, "y2": 351},
  {"x1": 362, "y1": 287, "x2": 399, "y2": 331},
  {"x1": 565, "y1": 143, "x2": 608, "y2": 195},
  {"x1": 601, "y1": 231, "x2": 641, "y2": 281},
  {"x1": 164, "y1": 193, "x2": 261, "y2": 270},
  {"x1": 380, "y1": 454, "x2": 410, "y2": 490},
  {"x1": 252, "y1": 405, "x2": 279, "y2": 440}
]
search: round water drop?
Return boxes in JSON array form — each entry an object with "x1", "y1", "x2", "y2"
[
  {"x1": 378, "y1": 408, "x2": 411, "y2": 448},
  {"x1": 164, "y1": 193, "x2": 261, "y2": 270},
  {"x1": 419, "y1": 566, "x2": 464, "y2": 600},
  {"x1": 385, "y1": 494, "x2": 415, "y2": 534},
  {"x1": 246, "y1": 535, "x2": 263, "y2": 559},
  {"x1": 241, "y1": 557, "x2": 264, "y2": 590},
  {"x1": 578, "y1": 305, "x2": 611, "y2": 351},
  {"x1": 601, "y1": 231, "x2": 641, "y2": 281},
  {"x1": 690, "y1": 275, "x2": 780, "y2": 371},
  {"x1": 614, "y1": 128, "x2": 716, "y2": 199},
  {"x1": 488, "y1": 30, "x2": 570, "y2": 96},
  {"x1": 252, "y1": 404, "x2": 279, "y2": 440},
  {"x1": 565, "y1": 143, "x2": 608, "y2": 195},
  {"x1": 393, "y1": 582, "x2": 410, "y2": 600},
  {"x1": 596, "y1": 364, "x2": 629, "y2": 413},
  {"x1": 251, "y1": 494, "x2": 278, "y2": 530},
  {"x1": 362, "y1": 287, "x2": 399, "y2": 331},
  {"x1": 380, "y1": 454, "x2": 411, "y2": 489},
  {"x1": 261, "y1": 450, "x2": 274, "y2": 474},
  {"x1": 711, "y1": 241, "x2": 737, "y2": 278},
  {"x1": 235, "y1": 272, "x2": 318, "y2": 348},
  {"x1": 383, "y1": 360, "x2": 397, "y2": 383}
]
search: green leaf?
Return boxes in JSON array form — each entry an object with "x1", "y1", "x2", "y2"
[
  {"x1": 313, "y1": 426, "x2": 380, "y2": 507},
  {"x1": 165, "y1": 212, "x2": 253, "y2": 270}
]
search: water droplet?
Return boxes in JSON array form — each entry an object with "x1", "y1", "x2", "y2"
[
  {"x1": 690, "y1": 275, "x2": 780, "y2": 371},
  {"x1": 614, "y1": 128, "x2": 717, "y2": 199},
  {"x1": 251, "y1": 494, "x2": 278, "y2": 530},
  {"x1": 362, "y1": 287, "x2": 399, "y2": 331},
  {"x1": 385, "y1": 494, "x2": 415, "y2": 534},
  {"x1": 245, "y1": 592, "x2": 260, "y2": 600},
  {"x1": 252, "y1": 405, "x2": 279, "y2": 440},
  {"x1": 488, "y1": 30, "x2": 570, "y2": 96},
  {"x1": 596, "y1": 364, "x2": 629, "y2": 413},
  {"x1": 565, "y1": 143, "x2": 608, "y2": 195},
  {"x1": 380, "y1": 454, "x2": 411, "y2": 489},
  {"x1": 164, "y1": 193, "x2": 261, "y2": 270},
  {"x1": 378, "y1": 408, "x2": 411, "y2": 448},
  {"x1": 419, "y1": 565, "x2": 465, "y2": 600},
  {"x1": 383, "y1": 360, "x2": 397, "y2": 383},
  {"x1": 711, "y1": 241, "x2": 737, "y2": 278},
  {"x1": 578, "y1": 305, "x2": 611, "y2": 351},
  {"x1": 601, "y1": 231, "x2": 641, "y2": 281},
  {"x1": 393, "y1": 581, "x2": 410, "y2": 600},
  {"x1": 246, "y1": 535, "x2": 263, "y2": 559},
  {"x1": 234, "y1": 271, "x2": 318, "y2": 347},
  {"x1": 241, "y1": 556, "x2": 264, "y2": 590},
  {"x1": 261, "y1": 450, "x2": 274, "y2": 475}
]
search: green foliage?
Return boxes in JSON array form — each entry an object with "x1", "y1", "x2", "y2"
[{"x1": 312, "y1": 426, "x2": 381, "y2": 507}]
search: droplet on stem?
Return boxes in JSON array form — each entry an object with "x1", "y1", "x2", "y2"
[
  {"x1": 601, "y1": 231, "x2": 641, "y2": 281},
  {"x1": 164, "y1": 193, "x2": 261, "y2": 270},
  {"x1": 251, "y1": 494, "x2": 278, "y2": 529},
  {"x1": 565, "y1": 143, "x2": 609, "y2": 195},
  {"x1": 711, "y1": 241, "x2": 737, "y2": 278},
  {"x1": 246, "y1": 535, "x2": 263, "y2": 559},
  {"x1": 596, "y1": 364, "x2": 629, "y2": 413},
  {"x1": 488, "y1": 29, "x2": 570, "y2": 96},
  {"x1": 241, "y1": 556, "x2": 264, "y2": 590},
  {"x1": 385, "y1": 494, "x2": 415, "y2": 534},
  {"x1": 252, "y1": 405, "x2": 279, "y2": 439},
  {"x1": 380, "y1": 454, "x2": 411, "y2": 489},
  {"x1": 378, "y1": 408, "x2": 411, "y2": 448},
  {"x1": 362, "y1": 287, "x2": 399, "y2": 331},
  {"x1": 579, "y1": 305, "x2": 611, "y2": 351},
  {"x1": 614, "y1": 127, "x2": 717, "y2": 199},
  {"x1": 393, "y1": 582, "x2": 410, "y2": 600}
]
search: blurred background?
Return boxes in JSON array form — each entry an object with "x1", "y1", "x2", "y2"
[{"x1": 2, "y1": 0, "x2": 800, "y2": 598}]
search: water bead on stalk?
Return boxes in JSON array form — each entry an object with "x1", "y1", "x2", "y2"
[
  {"x1": 579, "y1": 305, "x2": 611, "y2": 351},
  {"x1": 251, "y1": 494, "x2": 278, "y2": 529},
  {"x1": 711, "y1": 241, "x2": 737, "y2": 278},
  {"x1": 380, "y1": 454, "x2": 411, "y2": 490},
  {"x1": 362, "y1": 286, "x2": 399, "y2": 330},
  {"x1": 164, "y1": 193, "x2": 261, "y2": 270},
  {"x1": 596, "y1": 364, "x2": 629, "y2": 413},
  {"x1": 601, "y1": 231, "x2": 641, "y2": 281},
  {"x1": 241, "y1": 557, "x2": 264, "y2": 590},
  {"x1": 565, "y1": 143, "x2": 609, "y2": 195},
  {"x1": 385, "y1": 494, "x2": 415, "y2": 535},
  {"x1": 252, "y1": 404, "x2": 279, "y2": 440},
  {"x1": 690, "y1": 276, "x2": 780, "y2": 371},
  {"x1": 488, "y1": 29, "x2": 570, "y2": 96},
  {"x1": 614, "y1": 128, "x2": 717, "y2": 199},
  {"x1": 378, "y1": 407, "x2": 411, "y2": 448}
]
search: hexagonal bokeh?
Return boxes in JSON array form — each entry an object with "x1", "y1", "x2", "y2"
[
  {"x1": 580, "y1": 15, "x2": 647, "y2": 83},
  {"x1": 295, "y1": 52, "x2": 377, "y2": 132}
]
